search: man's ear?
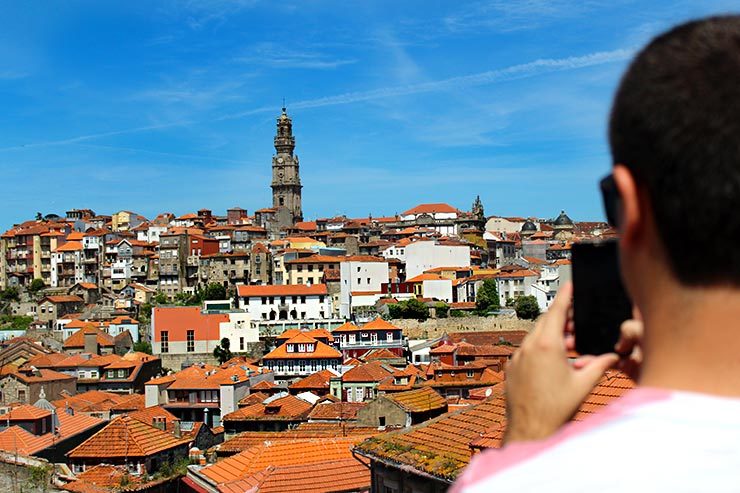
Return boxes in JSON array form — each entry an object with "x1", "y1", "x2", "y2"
[{"x1": 612, "y1": 164, "x2": 643, "y2": 246}]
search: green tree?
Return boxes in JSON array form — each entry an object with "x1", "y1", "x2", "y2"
[
  {"x1": 0, "y1": 287, "x2": 20, "y2": 302},
  {"x1": 434, "y1": 302, "x2": 449, "y2": 318},
  {"x1": 153, "y1": 292, "x2": 168, "y2": 305},
  {"x1": 475, "y1": 279, "x2": 500, "y2": 314},
  {"x1": 139, "y1": 303, "x2": 152, "y2": 321},
  {"x1": 213, "y1": 337, "x2": 232, "y2": 364},
  {"x1": 133, "y1": 340, "x2": 152, "y2": 354},
  {"x1": 201, "y1": 282, "x2": 227, "y2": 301},
  {"x1": 514, "y1": 295, "x2": 541, "y2": 320},
  {"x1": 387, "y1": 298, "x2": 429, "y2": 321},
  {"x1": 28, "y1": 278, "x2": 46, "y2": 295}
]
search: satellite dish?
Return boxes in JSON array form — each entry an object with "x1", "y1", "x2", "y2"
[{"x1": 484, "y1": 388, "x2": 493, "y2": 398}]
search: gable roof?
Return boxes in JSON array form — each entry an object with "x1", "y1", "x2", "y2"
[
  {"x1": 331, "y1": 322, "x2": 361, "y2": 333},
  {"x1": 263, "y1": 336, "x2": 342, "y2": 361},
  {"x1": 342, "y1": 361, "x2": 393, "y2": 383},
  {"x1": 288, "y1": 369, "x2": 336, "y2": 391},
  {"x1": 62, "y1": 326, "x2": 115, "y2": 349},
  {"x1": 67, "y1": 415, "x2": 186, "y2": 458},
  {"x1": 307, "y1": 402, "x2": 365, "y2": 421},
  {"x1": 362, "y1": 318, "x2": 400, "y2": 331},
  {"x1": 402, "y1": 203, "x2": 459, "y2": 216}
]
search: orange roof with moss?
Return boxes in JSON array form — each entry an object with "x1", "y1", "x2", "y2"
[{"x1": 385, "y1": 387, "x2": 447, "y2": 413}]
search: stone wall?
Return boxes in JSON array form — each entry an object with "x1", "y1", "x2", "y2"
[
  {"x1": 391, "y1": 316, "x2": 535, "y2": 340},
  {"x1": 0, "y1": 452, "x2": 59, "y2": 493},
  {"x1": 157, "y1": 342, "x2": 264, "y2": 371}
]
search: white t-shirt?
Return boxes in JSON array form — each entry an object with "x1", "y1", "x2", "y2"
[{"x1": 453, "y1": 388, "x2": 740, "y2": 492}]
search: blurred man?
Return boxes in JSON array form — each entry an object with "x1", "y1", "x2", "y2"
[{"x1": 454, "y1": 16, "x2": 740, "y2": 492}]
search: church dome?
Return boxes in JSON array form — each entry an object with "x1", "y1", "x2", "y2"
[
  {"x1": 553, "y1": 210, "x2": 574, "y2": 227},
  {"x1": 521, "y1": 220, "x2": 537, "y2": 233}
]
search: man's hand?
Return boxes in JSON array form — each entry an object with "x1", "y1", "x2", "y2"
[
  {"x1": 614, "y1": 314, "x2": 643, "y2": 381},
  {"x1": 503, "y1": 283, "x2": 618, "y2": 444}
]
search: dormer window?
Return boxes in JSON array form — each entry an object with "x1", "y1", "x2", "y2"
[
  {"x1": 386, "y1": 332, "x2": 393, "y2": 341},
  {"x1": 286, "y1": 344, "x2": 295, "y2": 352},
  {"x1": 298, "y1": 343, "x2": 306, "y2": 352},
  {"x1": 307, "y1": 344, "x2": 315, "y2": 352}
]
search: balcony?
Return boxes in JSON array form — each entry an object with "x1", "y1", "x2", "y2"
[{"x1": 338, "y1": 340, "x2": 404, "y2": 350}]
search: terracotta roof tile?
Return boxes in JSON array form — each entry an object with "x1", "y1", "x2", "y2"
[
  {"x1": 263, "y1": 336, "x2": 342, "y2": 361},
  {"x1": 362, "y1": 318, "x2": 400, "y2": 331},
  {"x1": 68, "y1": 415, "x2": 187, "y2": 458},
  {"x1": 51, "y1": 390, "x2": 131, "y2": 414},
  {"x1": 223, "y1": 395, "x2": 313, "y2": 422},
  {"x1": 331, "y1": 322, "x2": 361, "y2": 333},
  {"x1": 219, "y1": 458, "x2": 370, "y2": 493},
  {"x1": 62, "y1": 326, "x2": 115, "y2": 349},
  {"x1": 307, "y1": 402, "x2": 365, "y2": 421},
  {"x1": 385, "y1": 387, "x2": 447, "y2": 413},
  {"x1": 0, "y1": 404, "x2": 51, "y2": 421},
  {"x1": 217, "y1": 426, "x2": 379, "y2": 455},
  {"x1": 237, "y1": 284, "x2": 328, "y2": 297},
  {"x1": 342, "y1": 361, "x2": 394, "y2": 383},
  {"x1": 201, "y1": 437, "x2": 366, "y2": 484},
  {"x1": 288, "y1": 369, "x2": 335, "y2": 391},
  {"x1": 402, "y1": 203, "x2": 460, "y2": 216}
]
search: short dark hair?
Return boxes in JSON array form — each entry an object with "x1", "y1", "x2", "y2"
[{"x1": 610, "y1": 16, "x2": 740, "y2": 286}]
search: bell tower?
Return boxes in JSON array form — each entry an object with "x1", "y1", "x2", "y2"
[{"x1": 271, "y1": 106, "x2": 303, "y2": 227}]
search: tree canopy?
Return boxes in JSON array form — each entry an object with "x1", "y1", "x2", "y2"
[
  {"x1": 213, "y1": 337, "x2": 232, "y2": 364},
  {"x1": 514, "y1": 295, "x2": 541, "y2": 320},
  {"x1": 475, "y1": 279, "x2": 500, "y2": 314}
]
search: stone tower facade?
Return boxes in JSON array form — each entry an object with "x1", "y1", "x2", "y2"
[{"x1": 271, "y1": 107, "x2": 303, "y2": 228}]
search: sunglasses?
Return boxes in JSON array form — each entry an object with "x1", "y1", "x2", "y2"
[{"x1": 599, "y1": 174, "x2": 620, "y2": 227}]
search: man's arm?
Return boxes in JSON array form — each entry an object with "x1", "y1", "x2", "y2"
[{"x1": 503, "y1": 283, "x2": 619, "y2": 444}]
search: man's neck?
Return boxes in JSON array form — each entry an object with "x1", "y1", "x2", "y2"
[{"x1": 639, "y1": 284, "x2": 740, "y2": 396}]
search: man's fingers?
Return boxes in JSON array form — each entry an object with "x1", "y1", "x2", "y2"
[
  {"x1": 539, "y1": 282, "x2": 572, "y2": 342},
  {"x1": 615, "y1": 319, "x2": 643, "y2": 355},
  {"x1": 573, "y1": 352, "x2": 619, "y2": 391}
]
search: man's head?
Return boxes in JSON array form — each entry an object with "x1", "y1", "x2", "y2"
[{"x1": 609, "y1": 16, "x2": 740, "y2": 300}]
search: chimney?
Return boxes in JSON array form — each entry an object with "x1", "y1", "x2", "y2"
[
  {"x1": 84, "y1": 331, "x2": 99, "y2": 355},
  {"x1": 152, "y1": 416, "x2": 166, "y2": 431},
  {"x1": 173, "y1": 420, "x2": 181, "y2": 438}
]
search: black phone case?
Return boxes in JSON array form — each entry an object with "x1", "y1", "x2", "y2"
[{"x1": 572, "y1": 240, "x2": 633, "y2": 356}]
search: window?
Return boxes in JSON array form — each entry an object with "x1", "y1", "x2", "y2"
[
  {"x1": 300, "y1": 296, "x2": 306, "y2": 303},
  {"x1": 357, "y1": 267, "x2": 361, "y2": 273},
  {"x1": 161, "y1": 331, "x2": 169, "y2": 353},
  {"x1": 240, "y1": 337, "x2": 245, "y2": 351},
  {"x1": 301, "y1": 311, "x2": 306, "y2": 319},
  {"x1": 18, "y1": 389, "x2": 26, "y2": 401},
  {"x1": 90, "y1": 371, "x2": 98, "y2": 379},
  {"x1": 308, "y1": 265, "x2": 314, "y2": 272},
  {"x1": 297, "y1": 277, "x2": 303, "y2": 284},
  {"x1": 349, "y1": 334, "x2": 356, "y2": 344},
  {"x1": 280, "y1": 296, "x2": 286, "y2": 304},
  {"x1": 108, "y1": 370, "x2": 115, "y2": 378},
  {"x1": 319, "y1": 295, "x2": 325, "y2": 303},
  {"x1": 371, "y1": 333, "x2": 378, "y2": 344},
  {"x1": 117, "y1": 369, "x2": 125, "y2": 378},
  {"x1": 261, "y1": 296, "x2": 267, "y2": 305},
  {"x1": 299, "y1": 360, "x2": 307, "y2": 372},
  {"x1": 386, "y1": 332, "x2": 393, "y2": 342},
  {"x1": 379, "y1": 416, "x2": 386, "y2": 427},
  {"x1": 292, "y1": 296, "x2": 297, "y2": 304},
  {"x1": 286, "y1": 344, "x2": 295, "y2": 352},
  {"x1": 357, "y1": 278, "x2": 361, "y2": 284},
  {"x1": 187, "y1": 330, "x2": 195, "y2": 352},
  {"x1": 367, "y1": 278, "x2": 371, "y2": 284},
  {"x1": 200, "y1": 390, "x2": 218, "y2": 403},
  {"x1": 467, "y1": 370, "x2": 474, "y2": 378},
  {"x1": 298, "y1": 344, "x2": 306, "y2": 352},
  {"x1": 279, "y1": 197, "x2": 285, "y2": 206}
]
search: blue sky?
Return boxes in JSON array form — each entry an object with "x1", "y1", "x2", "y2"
[{"x1": 0, "y1": 0, "x2": 737, "y2": 228}]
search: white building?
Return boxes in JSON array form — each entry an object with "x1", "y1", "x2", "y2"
[
  {"x1": 400, "y1": 203, "x2": 460, "y2": 236},
  {"x1": 496, "y1": 269, "x2": 539, "y2": 306},
  {"x1": 531, "y1": 260, "x2": 572, "y2": 311},
  {"x1": 236, "y1": 284, "x2": 332, "y2": 321},
  {"x1": 405, "y1": 240, "x2": 470, "y2": 279},
  {"x1": 421, "y1": 278, "x2": 453, "y2": 303},
  {"x1": 339, "y1": 257, "x2": 390, "y2": 319}
]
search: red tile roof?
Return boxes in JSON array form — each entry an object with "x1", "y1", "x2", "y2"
[
  {"x1": 406, "y1": 273, "x2": 447, "y2": 283},
  {"x1": 362, "y1": 318, "x2": 400, "y2": 331},
  {"x1": 307, "y1": 402, "x2": 366, "y2": 421},
  {"x1": 402, "y1": 203, "x2": 460, "y2": 216},
  {"x1": 223, "y1": 395, "x2": 313, "y2": 422},
  {"x1": 331, "y1": 321, "x2": 361, "y2": 333},
  {"x1": 218, "y1": 458, "x2": 370, "y2": 493},
  {"x1": 217, "y1": 426, "x2": 380, "y2": 455},
  {"x1": 0, "y1": 405, "x2": 51, "y2": 421},
  {"x1": 288, "y1": 369, "x2": 336, "y2": 392},
  {"x1": 62, "y1": 326, "x2": 115, "y2": 349},
  {"x1": 342, "y1": 361, "x2": 393, "y2": 383},
  {"x1": 237, "y1": 284, "x2": 328, "y2": 297},
  {"x1": 263, "y1": 335, "x2": 342, "y2": 361},
  {"x1": 385, "y1": 387, "x2": 447, "y2": 413},
  {"x1": 42, "y1": 295, "x2": 84, "y2": 304},
  {"x1": 201, "y1": 437, "x2": 366, "y2": 484},
  {"x1": 67, "y1": 415, "x2": 187, "y2": 459}
]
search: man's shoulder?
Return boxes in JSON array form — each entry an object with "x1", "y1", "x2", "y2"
[{"x1": 454, "y1": 388, "x2": 740, "y2": 493}]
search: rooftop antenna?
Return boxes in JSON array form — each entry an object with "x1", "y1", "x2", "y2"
[{"x1": 282, "y1": 97, "x2": 286, "y2": 112}]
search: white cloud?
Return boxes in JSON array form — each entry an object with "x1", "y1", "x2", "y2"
[{"x1": 235, "y1": 42, "x2": 357, "y2": 70}]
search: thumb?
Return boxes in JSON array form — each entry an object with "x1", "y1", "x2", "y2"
[{"x1": 573, "y1": 352, "x2": 619, "y2": 392}]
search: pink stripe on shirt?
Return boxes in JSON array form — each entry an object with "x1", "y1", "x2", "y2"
[{"x1": 451, "y1": 387, "x2": 671, "y2": 491}]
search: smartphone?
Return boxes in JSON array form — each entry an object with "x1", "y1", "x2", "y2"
[{"x1": 572, "y1": 239, "x2": 633, "y2": 355}]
